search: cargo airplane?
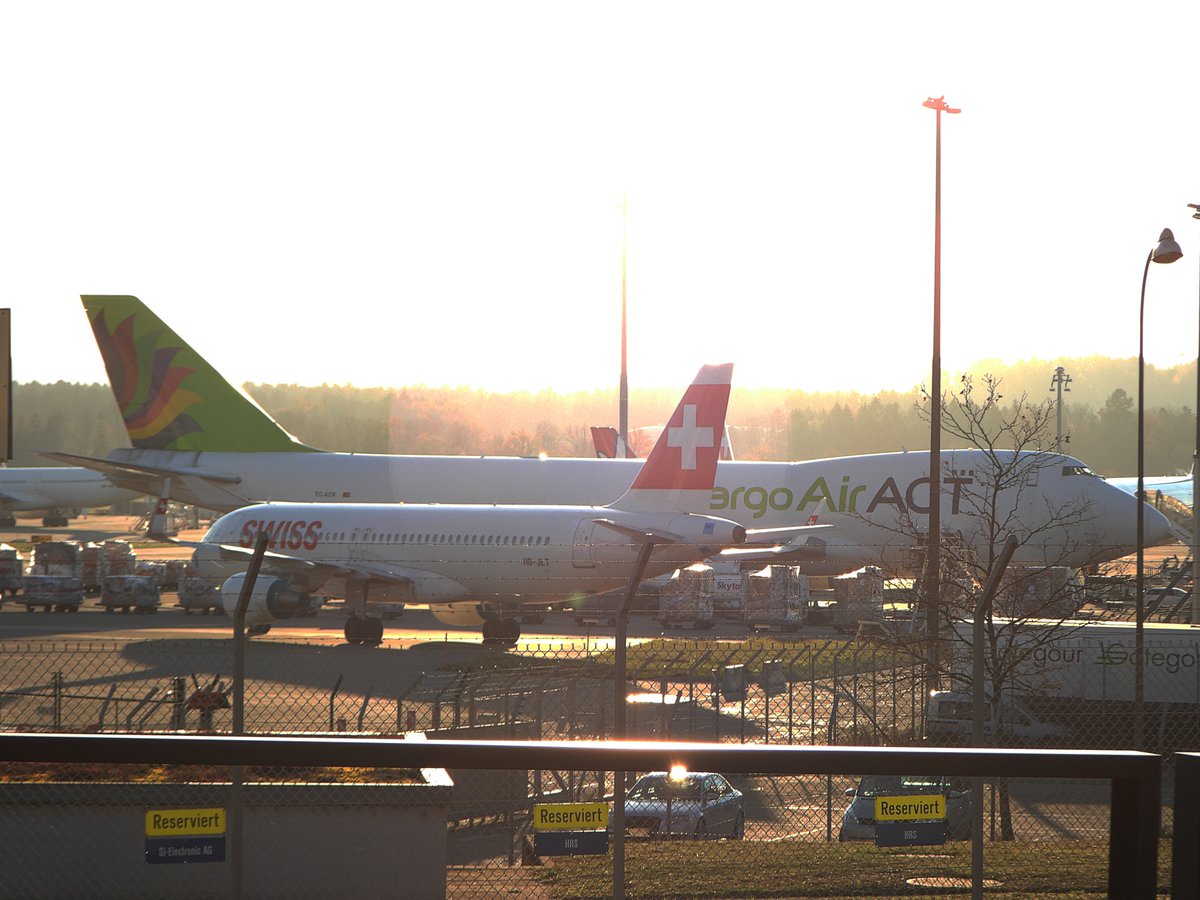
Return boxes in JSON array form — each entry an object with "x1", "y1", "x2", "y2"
[
  {"x1": 191, "y1": 364, "x2": 754, "y2": 643},
  {"x1": 0, "y1": 467, "x2": 141, "y2": 527},
  {"x1": 47, "y1": 296, "x2": 1171, "y2": 592}
]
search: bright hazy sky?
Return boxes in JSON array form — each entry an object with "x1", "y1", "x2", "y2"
[{"x1": 4, "y1": 3, "x2": 1200, "y2": 397}]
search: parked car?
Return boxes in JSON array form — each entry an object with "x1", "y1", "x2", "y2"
[
  {"x1": 839, "y1": 774, "x2": 971, "y2": 842},
  {"x1": 622, "y1": 770, "x2": 744, "y2": 839}
]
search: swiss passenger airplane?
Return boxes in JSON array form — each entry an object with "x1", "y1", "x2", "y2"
[
  {"x1": 192, "y1": 364, "x2": 751, "y2": 643},
  {"x1": 46, "y1": 295, "x2": 1172, "y2": 582}
]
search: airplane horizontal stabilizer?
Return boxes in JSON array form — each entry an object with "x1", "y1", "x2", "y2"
[
  {"x1": 592, "y1": 518, "x2": 684, "y2": 543},
  {"x1": 39, "y1": 450, "x2": 250, "y2": 511}
]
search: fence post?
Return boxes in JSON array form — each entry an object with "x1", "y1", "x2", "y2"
[
  {"x1": 711, "y1": 669, "x2": 720, "y2": 743},
  {"x1": 688, "y1": 677, "x2": 695, "y2": 740},
  {"x1": 328, "y1": 675, "x2": 344, "y2": 733},
  {"x1": 788, "y1": 674, "x2": 794, "y2": 745},
  {"x1": 53, "y1": 671, "x2": 63, "y2": 732},
  {"x1": 356, "y1": 687, "x2": 373, "y2": 732},
  {"x1": 851, "y1": 646, "x2": 860, "y2": 742},
  {"x1": 171, "y1": 676, "x2": 186, "y2": 731}
]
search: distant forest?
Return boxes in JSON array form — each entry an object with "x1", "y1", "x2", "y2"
[{"x1": 9, "y1": 355, "x2": 1199, "y2": 477}]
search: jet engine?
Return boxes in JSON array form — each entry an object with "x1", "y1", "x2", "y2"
[
  {"x1": 430, "y1": 602, "x2": 489, "y2": 627},
  {"x1": 221, "y1": 572, "x2": 320, "y2": 626}
]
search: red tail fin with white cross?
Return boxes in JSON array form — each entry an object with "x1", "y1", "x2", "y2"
[{"x1": 607, "y1": 363, "x2": 733, "y2": 514}]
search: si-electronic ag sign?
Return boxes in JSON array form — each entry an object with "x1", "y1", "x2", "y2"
[
  {"x1": 145, "y1": 807, "x2": 226, "y2": 864},
  {"x1": 873, "y1": 794, "x2": 947, "y2": 848},
  {"x1": 532, "y1": 802, "x2": 609, "y2": 857}
]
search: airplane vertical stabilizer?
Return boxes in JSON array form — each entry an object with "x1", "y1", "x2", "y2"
[
  {"x1": 82, "y1": 296, "x2": 315, "y2": 454},
  {"x1": 608, "y1": 363, "x2": 732, "y2": 515}
]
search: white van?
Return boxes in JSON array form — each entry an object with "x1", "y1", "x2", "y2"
[{"x1": 926, "y1": 691, "x2": 1071, "y2": 745}]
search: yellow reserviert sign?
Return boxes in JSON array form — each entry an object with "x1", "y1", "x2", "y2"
[
  {"x1": 533, "y1": 803, "x2": 609, "y2": 831},
  {"x1": 145, "y1": 808, "x2": 227, "y2": 837},
  {"x1": 874, "y1": 794, "x2": 946, "y2": 822}
]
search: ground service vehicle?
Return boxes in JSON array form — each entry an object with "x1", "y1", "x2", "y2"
[{"x1": 926, "y1": 691, "x2": 1070, "y2": 745}]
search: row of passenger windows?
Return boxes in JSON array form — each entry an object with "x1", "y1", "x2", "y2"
[{"x1": 320, "y1": 531, "x2": 552, "y2": 547}]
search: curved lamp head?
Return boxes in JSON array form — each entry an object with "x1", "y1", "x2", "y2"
[{"x1": 1152, "y1": 228, "x2": 1183, "y2": 264}]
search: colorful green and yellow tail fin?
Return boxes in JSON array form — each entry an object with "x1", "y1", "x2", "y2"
[{"x1": 82, "y1": 295, "x2": 316, "y2": 453}]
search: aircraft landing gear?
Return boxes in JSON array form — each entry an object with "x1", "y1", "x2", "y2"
[
  {"x1": 248, "y1": 624, "x2": 272, "y2": 636},
  {"x1": 482, "y1": 616, "x2": 521, "y2": 645},
  {"x1": 344, "y1": 615, "x2": 384, "y2": 645},
  {"x1": 0, "y1": 515, "x2": 15, "y2": 528}
]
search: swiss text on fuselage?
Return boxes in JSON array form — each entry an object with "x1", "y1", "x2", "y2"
[{"x1": 239, "y1": 519, "x2": 322, "y2": 550}]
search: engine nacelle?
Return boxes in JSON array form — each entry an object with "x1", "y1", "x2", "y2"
[
  {"x1": 221, "y1": 573, "x2": 319, "y2": 627},
  {"x1": 430, "y1": 602, "x2": 489, "y2": 627}
]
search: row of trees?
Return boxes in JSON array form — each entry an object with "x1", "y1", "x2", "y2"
[{"x1": 7, "y1": 353, "x2": 1197, "y2": 475}]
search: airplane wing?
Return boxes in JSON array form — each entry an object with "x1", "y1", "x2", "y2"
[
  {"x1": 744, "y1": 523, "x2": 834, "y2": 538},
  {"x1": 196, "y1": 542, "x2": 471, "y2": 601},
  {"x1": 719, "y1": 525, "x2": 832, "y2": 566},
  {"x1": 39, "y1": 450, "x2": 250, "y2": 511}
]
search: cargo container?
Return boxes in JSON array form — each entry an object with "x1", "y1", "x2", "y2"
[
  {"x1": 741, "y1": 565, "x2": 807, "y2": 632},
  {"x1": 0, "y1": 544, "x2": 24, "y2": 599},
  {"x1": 22, "y1": 575, "x2": 84, "y2": 612},
  {"x1": 658, "y1": 564, "x2": 715, "y2": 629},
  {"x1": 831, "y1": 566, "x2": 884, "y2": 633},
  {"x1": 99, "y1": 574, "x2": 161, "y2": 613},
  {"x1": 28, "y1": 541, "x2": 81, "y2": 579},
  {"x1": 178, "y1": 574, "x2": 223, "y2": 614}
]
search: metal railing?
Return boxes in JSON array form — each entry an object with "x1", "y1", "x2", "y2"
[{"x1": 0, "y1": 732, "x2": 1162, "y2": 898}]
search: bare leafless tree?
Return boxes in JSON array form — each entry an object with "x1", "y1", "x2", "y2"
[{"x1": 860, "y1": 375, "x2": 1112, "y2": 839}]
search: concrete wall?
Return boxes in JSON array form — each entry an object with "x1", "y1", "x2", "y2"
[{"x1": 0, "y1": 769, "x2": 452, "y2": 899}]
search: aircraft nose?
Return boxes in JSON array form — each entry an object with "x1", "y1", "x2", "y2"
[{"x1": 1142, "y1": 502, "x2": 1174, "y2": 547}]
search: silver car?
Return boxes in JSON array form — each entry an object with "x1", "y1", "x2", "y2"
[
  {"x1": 622, "y1": 771, "x2": 745, "y2": 839},
  {"x1": 838, "y1": 774, "x2": 971, "y2": 842}
]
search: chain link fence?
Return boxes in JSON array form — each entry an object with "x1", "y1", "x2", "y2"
[{"x1": 0, "y1": 631, "x2": 1181, "y2": 896}]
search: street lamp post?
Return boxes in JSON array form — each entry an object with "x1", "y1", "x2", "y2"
[
  {"x1": 1190, "y1": 203, "x2": 1200, "y2": 625},
  {"x1": 1137, "y1": 227, "x2": 1183, "y2": 745},
  {"x1": 1050, "y1": 366, "x2": 1072, "y2": 452},
  {"x1": 619, "y1": 193, "x2": 629, "y2": 448},
  {"x1": 922, "y1": 96, "x2": 960, "y2": 692}
]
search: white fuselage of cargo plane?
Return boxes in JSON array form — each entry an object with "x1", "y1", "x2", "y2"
[
  {"x1": 0, "y1": 467, "x2": 141, "y2": 516},
  {"x1": 112, "y1": 446, "x2": 1163, "y2": 574}
]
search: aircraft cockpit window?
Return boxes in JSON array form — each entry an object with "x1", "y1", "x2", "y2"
[{"x1": 1062, "y1": 465, "x2": 1097, "y2": 477}]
